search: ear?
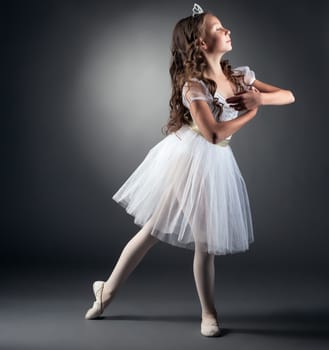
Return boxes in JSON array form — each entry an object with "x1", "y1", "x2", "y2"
[{"x1": 198, "y1": 38, "x2": 208, "y2": 51}]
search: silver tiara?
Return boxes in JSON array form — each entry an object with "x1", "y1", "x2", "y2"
[{"x1": 192, "y1": 3, "x2": 204, "y2": 17}]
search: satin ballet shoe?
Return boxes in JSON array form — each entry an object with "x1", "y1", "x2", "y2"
[
  {"x1": 85, "y1": 280, "x2": 106, "y2": 320},
  {"x1": 200, "y1": 317, "x2": 221, "y2": 337}
]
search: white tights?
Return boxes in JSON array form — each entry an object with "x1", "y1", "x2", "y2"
[{"x1": 102, "y1": 218, "x2": 217, "y2": 317}]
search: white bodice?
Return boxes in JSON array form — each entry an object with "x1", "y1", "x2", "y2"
[{"x1": 182, "y1": 65, "x2": 256, "y2": 140}]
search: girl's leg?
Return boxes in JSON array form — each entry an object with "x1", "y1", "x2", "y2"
[
  {"x1": 101, "y1": 218, "x2": 159, "y2": 307},
  {"x1": 193, "y1": 242, "x2": 217, "y2": 320}
]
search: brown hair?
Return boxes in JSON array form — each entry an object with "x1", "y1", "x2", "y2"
[{"x1": 161, "y1": 11, "x2": 245, "y2": 136}]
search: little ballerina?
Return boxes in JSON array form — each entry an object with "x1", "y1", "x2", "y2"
[{"x1": 84, "y1": 2, "x2": 295, "y2": 337}]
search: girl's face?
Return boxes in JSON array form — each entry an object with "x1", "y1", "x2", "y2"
[{"x1": 200, "y1": 14, "x2": 232, "y2": 54}]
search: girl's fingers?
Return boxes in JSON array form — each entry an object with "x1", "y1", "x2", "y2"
[
  {"x1": 231, "y1": 105, "x2": 243, "y2": 111},
  {"x1": 230, "y1": 103, "x2": 245, "y2": 110}
]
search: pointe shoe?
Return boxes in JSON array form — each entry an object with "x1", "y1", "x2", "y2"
[
  {"x1": 84, "y1": 281, "x2": 106, "y2": 320},
  {"x1": 200, "y1": 317, "x2": 221, "y2": 337}
]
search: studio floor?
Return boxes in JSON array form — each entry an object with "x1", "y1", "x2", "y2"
[{"x1": 1, "y1": 263, "x2": 328, "y2": 350}]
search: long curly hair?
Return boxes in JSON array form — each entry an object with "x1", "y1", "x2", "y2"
[{"x1": 161, "y1": 11, "x2": 245, "y2": 136}]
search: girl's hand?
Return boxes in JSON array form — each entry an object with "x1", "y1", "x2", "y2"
[{"x1": 226, "y1": 86, "x2": 262, "y2": 111}]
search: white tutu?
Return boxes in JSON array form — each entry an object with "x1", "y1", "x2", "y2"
[
  {"x1": 112, "y1": 124, "x2": 254, "y2": 255},
  {"x1": 113, "y1": 65, "x2": 256, "y2": 255}
]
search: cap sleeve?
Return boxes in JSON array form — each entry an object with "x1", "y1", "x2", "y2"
[
  {"x1": 232, "y1": 66, "x2": 256, "y2": 85},
  {"x1": 182, "y1": 79, "x2": 211, "y2": 109}
]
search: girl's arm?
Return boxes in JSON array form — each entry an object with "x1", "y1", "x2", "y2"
[
  {"x1": 189, "y1": 100, "x2": 258, "y2": 144},
  {"x1": 226, "y1": 80, "x2": 295, "y2": 110},
  {"x1": 252, "y1": 79, "x2": 295, "y2": 105}
]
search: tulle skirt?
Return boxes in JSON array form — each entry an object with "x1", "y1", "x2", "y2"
[{"x1": 112, "y1": 124, "x2": 254, "y2": 255}]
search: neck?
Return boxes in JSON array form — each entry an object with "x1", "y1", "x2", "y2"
[{"x1": 203, "y1": 53, "x2": 226, "y2": 80}]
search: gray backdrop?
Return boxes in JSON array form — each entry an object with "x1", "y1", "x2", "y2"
[{"x1": 3, "y1": 0, "x2": 328, "y2": 270}]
